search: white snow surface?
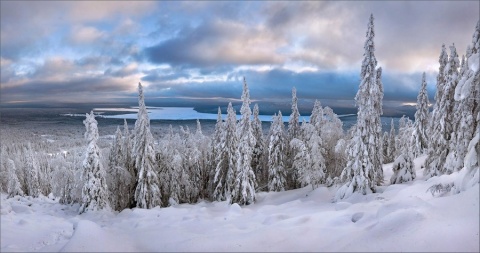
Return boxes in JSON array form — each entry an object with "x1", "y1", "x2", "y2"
[{"x1": 1, "y1": 156, "x2": 478, "y2": 252}]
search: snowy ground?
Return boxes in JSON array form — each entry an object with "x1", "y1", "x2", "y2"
[{"x1": 1, "y1": 156, "x2": 478, "y2": 252}]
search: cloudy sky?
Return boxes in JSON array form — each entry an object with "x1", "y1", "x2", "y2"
[{"x1": 1, "y1": 1, "x2": 478, "y2": 115}]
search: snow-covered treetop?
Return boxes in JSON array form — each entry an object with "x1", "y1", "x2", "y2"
[
  {"x1": 253, "y1": 103, "x2": 260, "y2": 119},
  {"x1": 83, "y1": 111, "x2": 98, "y2": 143},
  {"x1": 361, "y1": 14, "x2": 377, "y2": 79},
  {"x1": 439, "y1": 44, "x2": 449, "y2": 75},
  {"x1": 472, "y1": 20, "x2": 480, "y2": 54},
  {"x1": 240, "y1": 77, "x2": 252, "y2": 120},
  {"x1": 216, "y1": 107, "x2": 222, "y2": 123}
]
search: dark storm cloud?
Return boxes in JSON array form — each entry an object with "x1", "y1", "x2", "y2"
[{"x1": 143, "y1": 19, "x2": 285, "y2": 68}]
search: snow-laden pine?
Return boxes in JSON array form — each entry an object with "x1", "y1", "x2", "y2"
[
  {"x1": 107, "y1": 126, "x2": 133, "y2": 211},
  {"x1": 287, "y1": 87, "x2": 301, "y2": 188},
  {"x1": 424, "y1": 44, "x2": 450, "y2": 178},
  {"x1": 24, "y1": 143, "x2": 40, "y2": 198},
  {"x1": 133, "y1": 83, "x2": 161, "y2": 209},
  {"x1": 293, "y1": 122, "x2": 326, "y2": 189},
  {"x1": 412, "y1": 72, "x2": 430, "y2": 157},
  {"x1": 336, "y1": 14, "x2": 384, "y2": 200},
  {"x1": 230, "y1": 78, "x2": 257, "y2": 205},
  {"x1": 391, "y1": 116, "x2": 416, "y2": 184},
  {"x1": 268, "y1": 111, "x2": 287, "y2": 192},
  {"x1": 251, "y1": 103, "x2": 266, "y2": 189},
  {"x1": 213, "y1": 103, "x2": 238, "y2": 201},
  {"x1": 6, "y1": 159, "x2": 23, "y2": 198},
  {"x1": 79, "y1": 111, "x2": 110, "y2": 214}
]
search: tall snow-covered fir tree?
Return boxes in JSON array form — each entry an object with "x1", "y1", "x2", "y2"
[
  {"x1": 79, "y1": 111, "x2": 110, "y2": 213},
  {"x1": 251, "y1": 103, "x2": 266, "y2": 188},
  {"x1": 122, "y1": 119, "x2": 136, "y2": 208},
  {"x1": 453, "y1": 20, "x2": 480, "y2": 189},
  {"x1": 268, "y1": 111, "x2": 287, "y2": 192},
  {"x1": 448, "y1": 21, "x2": 480, "y2": 174},
  {"x1": 413, "y1": 72, "x2": 430, "y2": 157},
  {"x1": 24, "y1": 143, "x2": 40, "y2": 198},
  {"x1": 336, "y1": 14, "x2": 384, "y2": 200},
  {"x1": 133, "y1": 83, "x2": 161, "y2": 209},
  {"x1": 424, "y1": 44, "x2": 460, "y2": 177},
  {"x1": 212, "y1": 107, "x2": 226, "y2": 201},
  {"x1": 287, "y1": 87, "x2": 301, "y2": 188},
  {"x1": 107, "y1": 126, "x2": 132, "y2": 211},
  {"x1": 230, "y1": 78, "x2": 257, "y2": 205},
  {"x1": 213, "y1": 103, "x2": 238, "y2": 201},
  {"x1": 309, "y1": 100, "x2": 323, "y2": 133}
]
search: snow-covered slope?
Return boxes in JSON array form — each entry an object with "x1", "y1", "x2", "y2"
[{"x1": 1, "y1": 156, "x2": 478, "y2": 252}]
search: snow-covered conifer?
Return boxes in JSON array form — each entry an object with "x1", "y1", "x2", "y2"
[
  {"x1": 286, "y1": 87, "x2": 301, "y2": 189},
  {"x1": 251, "y1": 103, "x2": 265, "y2": 188},
  {"x1": 447, "y1": 22, "x2": 480, "y2": 174},
  {"x1": 213, "y1": 103, "x2": 238, "y2": 201},
  {"x1": 230, "y1": 78, "x2": 257, "y2": 205},
  {"x1": 107, "y1": 127, "x2": 132, "y2": 211},
  {"x1": 309, "y1": 100, "x2": 323, "y2": 132},
  {"x1": 25, "y1": 143, "x2": 40, "y2": 197},
  {"x1": 300, "y1": 122, "x2": 326, "y2": 188},
  {"x1": 425, "y1": 44, "x2": 460, "y2": 177},
  {"x1": 391, "y1": 116, "x2": 416, "y2": 184},
  {"x1": 7, "y1": 159, "x2": 23, "y2": 198},
  {"x1": 268, "y1": 111, "x2": 287, "y2": 192},
  {"x1": 319, "y1": 106, "x2": 344, "y2": 179},
  {"x1": 79, "y1": 111, "x2": 110, "y2": 213},
  {"x1": 122, "y1": 119, "x2": 136, "y2": 208},
  {"x1": 133, "y1": 83, "x2": 161, "y2": 209},
  {"x1": 335, "y1": 14, "x2": 384, "y2": 200},
  {"x1": 413, "y1": 72, "x2": 430, "y2": 156}
]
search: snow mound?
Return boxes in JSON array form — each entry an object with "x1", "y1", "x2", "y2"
[{"x1": 60, "y1": 220, "x2": 138, "y2": 252}]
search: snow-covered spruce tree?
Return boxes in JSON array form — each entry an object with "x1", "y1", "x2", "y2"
[
  {"x1": 194, "y1": 120, "x2": 211, "y2": 200},
  {"x1": 413, "y1": 72, "x2": 430, "y2": 157},
  {"x1": 424, "y1": 45, "x2": 450, "y2": 178},
  {"x1": 122, "y1": 119, "x2": 136, "y2": 207},
  {"x1": 7, "y1": 159, "x2": 24, "y2": 198},
  {"x1": 309, "y1": 100, "x2": 323, "y2": 133},
  {"x1": 448, "y1": 22, "x2": 480, "y2": 174},
  {"x1": 287, "y1": 87, "x2": 301, "y2": 189},
  {"x1": 251, "y1": 103, "x2": 266, "y2": 188},
  {"x1": 391, "y1": 116, "x2": 416, "y2": 184},
  {"x1": 268, "y1": 111, "x2": 287, "y2": 192},
  {"x1": 373, "y1": 67, "x2": 384, "y2": 181},
  {"x1": 319, "y1": 106, "x2": 344, "y2": 180},
  {"x1": 133, "y1": 83, "x2": 161, "y2": 209},
  {"x1": 24, "y1": 143, "x2": 40, "y2": 197},
  {"x1": 208, "y1": 108, "x2": 224, "y2": 199},
  {"x1": 297, "y1": 122, "x2": 326, "y2": 189},
  {"x1": 213, "y1": 103, "x2": 238, "y2": 201},
  {"x1": 425, "y1": 44, "x2": 460, "y2": 176},
  {"x1": 453, "y1": 20, "x2": 480, "y2": 191},
  {"x1": 335, "y1": 14, "x2": 384, "y2": 200},
  {"x1": 107, "y1": 126, "x2": 133, "y2": 211},
  {"x1": 386, "y1": 118, "x2": 396, "y2": 163},
  {"x1": 382, "y1": 131, "x2": 389, "y2": 163},
  {"x1": 230, "y1": 78, "x2": 257, "y2": 205},
  {"x1": 158, "y1": 125, "x2": 183, "y2": 206},
  {"x1": 211, "y1": 107, "x2": 227, "y2": 201},
  {"x1": 79, "y1": 111, "x2": 110, "y2": 213}
]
